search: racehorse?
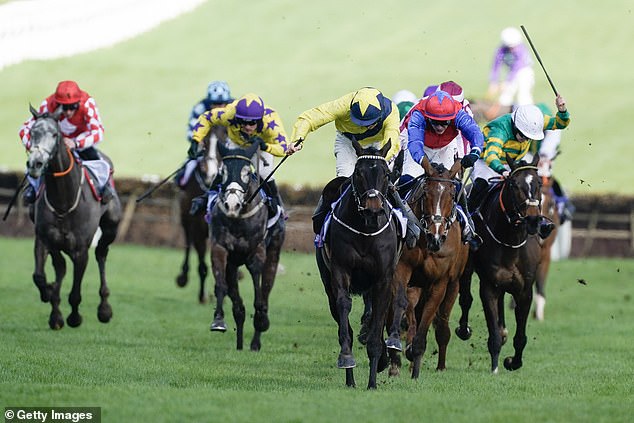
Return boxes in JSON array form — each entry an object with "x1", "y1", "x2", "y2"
[
  {"x1": 26, "y1": 105, "x2": 121, "y2": 330},
  {"x1": 534, "y1": 175, "x2": 559, "y2": 320},
  {"x1": 385, "y1": 157, "x2": 469, "y2": 379},
  {"x1": 175, "y1": 126, "x2": 227, "y2": 303},
  {"x1": 455, "y1": 154, "x2": 541, "y2": 373},
  {"x1": 208, "y1": 141, "x2": 285, "y2": 351},
  {"x1": 315, "y1": 139, "x2": 401, "y2": 389}
]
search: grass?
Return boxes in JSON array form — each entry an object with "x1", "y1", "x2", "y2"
[
  {"x1": 1, "y1": 1, "x2": 633, "y2": 194},
  {"x1": 1, "y1": 236, "x2": 633, "y2": 422}
]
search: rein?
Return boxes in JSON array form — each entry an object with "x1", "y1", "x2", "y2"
[
  {"x1": 216, "y1": 154, "x2": 265, "y2": 219},
  {"x1": 52, "y1": 147, "x2": 75, "y2": 177},
  {"x1": 418, "y1": 175, "x2": 458, "y2": 238}
]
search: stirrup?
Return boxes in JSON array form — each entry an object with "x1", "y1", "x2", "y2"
[{"x1": 23, "y1": 185, "x2": 36, "y2": 204}]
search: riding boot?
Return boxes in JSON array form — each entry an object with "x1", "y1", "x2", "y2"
[
  {"x1": 100, "y1": 182, "x2": 114, "y2": 204},
  {"x1": 388, "y1": 185, "x2": 422, "y2": 249},
  {"x1": 265, "y1": 180, "x2": 286, "y2": 219},
  {"x1": 538, "y1": 216, "x2": 556, "y2": 239},
  {"x1": 23, "y1": 184, "x2": 36, "y2": 204},
  {"x1": 190, "y1": 174, "x2": 221, "y2": 215},
  {"x1": 458, "y1": 193, "x2": 482, "y2": 251},
  {"x1": 312, "y1": 195, "x2": 329, "y2": 234},
  {"x1": 467, "y1": 177, "x2": 489, "y2": 212}
]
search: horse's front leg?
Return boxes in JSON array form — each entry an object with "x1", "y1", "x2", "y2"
[
  {"x1": 331, "y1": 267, "x2": 355, "y2": 373},
  {"x1": 176, "y1": 226, "x2": 191, "y2": 288},
  {"x1": 366, "y1": 277, "x2": 392, "y2": 389},
  {"x1": 66, "y1": 249, "x2": 89, "y2": 328},
  {"x1": 95, "y1": 222, "x2": 117, "y2": 323},
  {"x1": 210, "y1": 244, "x2": 229, "y2": 332},
  {"x1": 246, "y1": 245, "x2": 267, "y2": 351},
  {"x1": 479, "y1": 282, "x2": 503, "y2": 373},
  {"x1": 46, "y1": 248, "x2": 66, "y2": 330},
  {"x1": 32, "y1": 237, "x2": 53, "y2": 303},
  {"x1": 386, "y1": 265, "x2": 411, "y2": 353},
  {"x1": 455, "y1": 259, "x2": 474, "y2": 341},
  {"x1": 225, "y1": 263, "x2": 245, "y2": 350},
  {"x1": 434, "y1": 276, "x2": 460, "y2": 372},
  {"x1": 193, "y1": 231, "x2": 209, "y2": 304},
  {"x1": 504, "y1": 287, "x2": 532, "y2": 371}
]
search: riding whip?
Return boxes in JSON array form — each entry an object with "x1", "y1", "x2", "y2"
[
  {"x1": 245, "y1": 139, "x2": 304, "y2": 205},
  {"x1": 2, "y1": 174, "x2": 27, "y2": 221},
  {"x1": 136, "y1": 164, "x2": 186, "y2": 203},
  {"x1": 520, "y1": 25, "x2": 559, "y2": 96},
  {"x1": 456, "y1": 166, "x2": 473, "y2": 203}
]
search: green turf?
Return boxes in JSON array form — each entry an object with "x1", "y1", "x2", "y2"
[
  {"x1": 1, "y1": 237, "x2": 633, "y2": 422},
  {"x1": 1, "y1": 1, "x2": 632, "y2": 194}
]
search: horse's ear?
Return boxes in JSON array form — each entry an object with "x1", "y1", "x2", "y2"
[
  {"x1": 245, "y1": 140, "x2": 260, "y2": 159},
  {"x1": 51, "y1": 105, "x2": 64, "y2": 121},
  {"x1": 530, "y1": 153, "x2": 539, "y2": 166},
  {"x1": 29, "y1": 103, "x2": 39, "y2": 118},
  {"x1": 390, "y1": 149, "x2": 404, "y2": 184},
  {"x1": 506, "y1": 153, "x2": 517, "y2": 170},
  {"x1": 421, "y1": 156, "x2": 434, "y2": 176},
  {"x1": 351, "y1": 139, "x2": 363, "y2": 156},
  {"x1": 217, "y1": 140, "x2": 229, "y2": 158},
  {"x1": 448, "y1": 158, "x2": 462, "y2": 179},
  {"x1": 379, "y1": 139, "x2": 392, "y2": 158}
]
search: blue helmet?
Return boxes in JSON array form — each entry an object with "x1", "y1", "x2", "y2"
[
  {"x1": 206, "y1": 81, "x2": 233, "y2": 104},
  {"x1": 349, "y1": 88, "x2": 384, "y2": 126}
]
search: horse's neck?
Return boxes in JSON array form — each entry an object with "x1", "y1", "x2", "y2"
[
  {"x1": 44, "y1": 144, "x2": 82, "y2": 209},
  {"x1": 483, "y1": 186, "x2": 527, "y2": 242}
]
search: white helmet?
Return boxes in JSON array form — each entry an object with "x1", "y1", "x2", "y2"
[
  {"x1": 501, "y1": 27, "x2": 522, "y2": 48},
  {"x1": 512, "y1": 105, "x2": 544, "y2": 140},
  {"x1": 391, "y1": 89, "x2": 417, "y2": 105}
]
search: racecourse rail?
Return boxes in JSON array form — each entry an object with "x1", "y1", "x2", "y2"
[{"x1": 1, "y1": 172, "x2": 632, "y2": 257}]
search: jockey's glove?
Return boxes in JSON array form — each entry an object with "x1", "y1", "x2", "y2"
[
  {"x1": 461, "y1": 149, "x2": 480, "y2": 168},
  {"x1": 252, "y1": 136, "x2": 269, "y2": 152},
  {"x1": 187, "y1": 142, "x2": 200, "y2": 159}
]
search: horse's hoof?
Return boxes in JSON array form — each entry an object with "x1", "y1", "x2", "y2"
[
  {"x1": 357, "y1": 324, "x2": 369, "y2": 345},
  {"x1": 405, "y1": 344, "x2": 415, "y2": 362},
  {"x1": 49, "y1": 314, "x2": 64, "y2": 330},
  {"x1": 337, "y1": 354, "x2": 356, "y2": 369},
  {"x1": 176, "y1": 274, "x2": 188, "y2": 287},
  {"x1": 210, "y1": 319, "x2": 227, "y2": 332},
  {"x1": 455, "y1": 325, "x2": 472, "y2": 341},
  {"x1": 388, "y1": 363, "x2": 400, "y2": 377},
  {"x1": 377, "y1": 350, "x2": 389, "y2": 373},
  {"x1": 250, "y1": 340, "x2": 261, "y2": 352},
  {"x1": 503, "y1": 356, "x2": 522, "y2": 371},
  {"x1": 385, "y1": 337, "x2": 403, "y2": 351},
  {"x1": 254, "y1": 311, "x2": 270, "y2": 332},
  {"x1": 66, "y1": 313, "x2": 82, "y2": 328},
  {"x1": 98, "y1": 304, "x2": 112, "y2": 323}
]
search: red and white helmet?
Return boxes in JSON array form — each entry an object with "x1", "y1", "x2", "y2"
[
  {"x1": 421, "y1": 91, "x2": 461, "y2": 121},
  {"x1": 512, "y1": 105, "x2": 544, "y2": 140},
  {"x1": 53, "y1": 80, "x2": 82, "y2": 104},
  {"x1": 438, "y1": 81, "x2": 464, "y2": 103}
]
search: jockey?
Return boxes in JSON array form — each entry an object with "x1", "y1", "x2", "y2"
[
  {"x1": 190, "y1": 93, "x2": 289, "y2": 217},
  {"x1": 468, "y1": 94, "x2": 571, "y2": 239},
  {"x1": 391, "y1": 89, "x2": 417, "y2": 121},
  {"x1": 286, "y1": 87, "x2": 422, "y2": 248},
  {"x1": 526, "y1": 102, "x2": 575, "y2": 224},
  {"x1": 175, "y1": 80, "x2": 234, "y2": 188},
  {"x1": 487, "y1": 27, "x2": 535, "y2": 109},
  {"x1": 402, "y1": 90, "x2": 485, "y2": 250},
  {"x1": 19, "y1": 80, "x2": 113, "y2": 204}
]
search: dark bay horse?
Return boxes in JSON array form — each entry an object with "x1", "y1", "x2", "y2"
[
  {"x1": 386, "y1": 157, "x2": 469, "y2": 379},
  {"x1": 175, "y1": 126, "x2": 227, "y2": 303},
  {"x1": 315, "y1": 140, "x2": 401, "y2": 389},
  {"x1": 26, "y1": 105, "x2": 121, "y2": 330},
  {"x1": 455, "y1": 154, "x2": 541, "y2": 373},
  {"x1": 208, "y1": 141, "x2": 285, "y2": 351}
]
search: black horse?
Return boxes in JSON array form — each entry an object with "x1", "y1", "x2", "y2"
[
  {"x1": 25, "y1": 105, "x2": 121, "y2": 330},
  {"x1": 455, "y1": 154, "x2": 541, "y2": 373},
  {"x1": 208, "y1": 141, "x2": 285, "y2": 351},
  {"x1": 315, "y1": 139, "x2": 402, "y2": 389},
  {"x1": 175, "y1": 126, "x2": 227, "y2": 303}
]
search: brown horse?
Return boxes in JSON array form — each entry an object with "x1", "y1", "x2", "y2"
[
  {"x1": 175, "y1": 126, "x2": 227, "y2": 303},
  {"x1": 467, "y1": 98, "x2": 511, "y2": 125},
  {"x1": 26, "y1": 105, "x2": 121, "y2": 330},
  {"x1": 534, "y1": 175, "x2": 559, "y2": 320},
  {"x1": 455, "y1": 154, "x2": 542, "y2": 373},
  {"x1": 385, "y1": 157, "x2": 469, "y2": 378}
]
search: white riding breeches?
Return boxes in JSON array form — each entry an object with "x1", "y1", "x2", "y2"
[{"x1": 334, "y1": 131, "x2": 393, "y2": 177}]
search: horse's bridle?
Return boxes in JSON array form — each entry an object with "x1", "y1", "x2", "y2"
[
  {"x1": 418, "y1": 176, "x2": 458, "y2": 239},
  {"x1": 216, "y1": 154, "x2": 265, "y2": 218},
  {"x1": 350, "y1": 154, "x2": 389, "y2": 213},
  {"x1": 498, "y1": 165, "x2": 541, "y2": 225}
]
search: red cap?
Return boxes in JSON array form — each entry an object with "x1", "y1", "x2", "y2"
[{"x1": 53, "y1": 81, "x2": 81, "y2": 104}]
